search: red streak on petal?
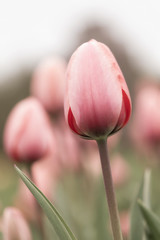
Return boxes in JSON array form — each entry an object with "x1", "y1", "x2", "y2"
[
  {"x1": 68, "y1": 108, "x2": 90, "y2": 138},
  {"x1": 68, "y1": 107, "x2": 82, "y2": 135},
  {"x1": 121, "y1": 89, "x2": 131, "y2": 127},
  {"x1": 110, "y1": 90, "x2": 131, "y2": 134}
]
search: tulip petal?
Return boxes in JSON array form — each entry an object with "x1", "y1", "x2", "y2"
[
  {"x1": 66, "y1": 40, "x2": 123, "y2": 138},
  {"x1": 111, "y1": 89, "x2": 131, "y2": 134},
  {"x1": 68, "y1": 107, "x2": 91, "y2": 139}
]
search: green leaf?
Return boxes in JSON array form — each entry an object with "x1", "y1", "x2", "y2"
[
  {"x1": 129, "y1": 169, "x2": 151, "y2": 240},
  {"x1": 138, "y1": 200, "x2": 160, "y2": 240},
  {"x1": 143, "y1": 169, "x2": 151, "y2": 208},
  {"x1": 129, "y1": 178, "x2": 144, "y2": 240},
  {"x1": 94, "y1": 178, "x2": 111, "y2": 240},
  {"x1": 15, "y1": 165, "x2": 78, "y2": 240}
]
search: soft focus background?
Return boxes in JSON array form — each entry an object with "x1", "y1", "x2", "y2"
[{"x1": 1, "y1": 1, "x2": 160, "y2": 239}]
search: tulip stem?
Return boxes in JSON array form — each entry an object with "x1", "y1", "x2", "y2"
[{"x1": 97, "y1": 138, "x2": 123, "y2": 240}]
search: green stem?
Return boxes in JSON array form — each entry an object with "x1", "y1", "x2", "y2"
[{"x1": 97, "y1": 138, "x2": 123, "y2": 240}]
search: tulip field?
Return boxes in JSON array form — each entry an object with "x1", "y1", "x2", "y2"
[{"x1": 0, "y1": 40, "x2": 160, "y2": 240}]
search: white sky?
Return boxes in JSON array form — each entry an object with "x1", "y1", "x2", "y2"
[{"x1": 0, "y1": 0, "x2": 160, "y2": 81}]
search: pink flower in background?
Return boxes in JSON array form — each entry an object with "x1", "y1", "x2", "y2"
[
  {"x1": 119, "y1": 211, "x2": 130, "y2": 237},
  {"x1": 31, "y1": 57, "x2": 66, "y2": 113},
  {"x1": 31, "y1": 126, "x2": 60, "y2": 200},
  {"x1": 2, "y1": 207, "x2": 32, "y2": 240},
  {"x1": 14, "y1": 175, "x2": 37, "y2": 222},
  {"x1": 111, "y1": 154, "x2": 130, "y2": 187},
  {"x1": 82, "y1": 150, "x2": 130, "y2": 183},
  {"x1": 32, "y1": 156, "x2": 58, "y2": 201},
  {"x1": 32, "y1": 146, "x2": 59, "y2": 200},
  {"x1": 4, "y1": 97, "x2": 52, "y2": 162},
  {"x1": 53, "y1": 119, "x2": 81, "y2": 171},
  {"x1": 131, "y1": 83, "x2": 160, "y2": 152},
  {"x1": 65, "y1": 39, "x2": 131, "y2": 139},
  {"x1": 82, "y1": 148, "x2": 101, "y2": 178},
  {"x1": 108, "y1": 132, "x2": 121, "y2": 150}
]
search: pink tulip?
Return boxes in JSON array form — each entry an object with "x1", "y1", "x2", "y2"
[
  {"x1": 82, "y1": 149, "x2": 101, "y2": 178},
  {"x1": 53, "y1": 119, "x2": 81, "y2": 171},
  {"x1": 30, "y1": 125, "x2": 61, "y2": 201},
  {"x1": 64, "y1": 39, "x2": 131, "y2": 140},
  {"x1": 14, "y1": 176, "x2": 37, "y2": 222},
  {"x1": 32, "y1": 157, "x2": 57, "y2": 200},
  {"x1": 119, "y1": 211, "x2": 130, "y2": 238},
  {"x1": 111, "y1": 154, "x2": 130, "y2": 187},
  {"x1": 32, "y1": 144, "x2": 60, "y2": 200},
  {"x1": 131, "y1": 83, "x2": 160, "y2": 152},
  {"x1": 4, "y1": 97, "x2": 52, "y2": 162},
  {"x1": 2, "y1": 207, "x2": 32, "y2": 240},
  {"x1": 31, "y1": 57, "x2": 66, "y2": 113}
]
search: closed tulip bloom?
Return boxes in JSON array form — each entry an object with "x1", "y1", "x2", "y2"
[
  {"x1": 131, "y1": 83, "x2": 160, "y2": 150},
  {"x1": 4, "y1": 97, "x2": 51, "y2": 162},
  {"x1": 14, "y1": 178, "x2": 37, "y2": 222},
  {"x1": 31, "y1": 57, "x2": 66, "y2": 113},
  {"x1": 32, "y1": 129, "x2": 60, "y2": 200},
  {"x1": 2, "y1": 207, "x2": 32, "y2": 240},
  {"x1": 119, "y1": 211, "x2": 130, "y2": 238},
  {"x1": 65, "y1": 40, "x2": 131, "y2": 140},
  {"x1": 32, "y1": 156, "x2": 58, "y2": 200},
  {"x1": 111, "y1": 154, "x2": 130, "y2": 187},
  {"x1": 53, "y1": 119, "x2": 81, "y2": 171}
]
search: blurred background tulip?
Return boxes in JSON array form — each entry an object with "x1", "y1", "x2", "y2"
[
  {"x1": 53, "y1": 119, "x2": 82, "y2": 172},
  {"x1": 119, "y1": 211, "x2": 130, "y2": 238},
  {"x1": 111, "y1": 154, "x2": 130, "y2": 187},
  {"x1": 3, "y1": 97, "x2": 52, "y2": 163},
  {"x1": 2, "y1": 207, "x2": 32, "y2": 240},
  {"x1": 14, "y1": 174, "x2": 37, "y2": 222},
  {"x1": 130, "y1": 81, "x2": 160, "y2": 160},
  {"x1": 32, "y1": 155, "x2": 59, "y2": 201},
  {"x1": 31, "y1": 57, "x2": 66, "y2": 114}
]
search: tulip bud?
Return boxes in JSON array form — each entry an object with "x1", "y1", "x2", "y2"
[
  {"x1": 31, "y1": 57, "x2": 66, "y2": 113},
  {"x1": 32, "y1": 129, "x2": 59, "y2": 200},
  {"x1": 14, "y1": 172, "x2": 37, "y2": 222},
  {"x1": 2, "y1": 207, "x2": 32, "y2": 240},
  {"x1": 65, "y1": 40, "x2": 131, "y2": 140},
  {"x1": 53, "y1": 119, "x2": 81, "y2": 171},
  {"x1": 32, "y1": 155, "x2": 58, "y2": 201},
  {"x1": 4, "y1": 97, "x2": 51, "y2": 162},
  {"x1": 119, "y1": 211, "x2": 130, "y2": 238},
  {"x1": 131, "y1": 83, "x2": 160, "y2": 152},
  {"x1": 111, "y1": 154, "x2": 130, "y2": 187}
]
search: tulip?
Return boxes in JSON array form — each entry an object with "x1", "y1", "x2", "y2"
[
  {"x1": 31, "y1": 57, "x2": 66, "y2": 113},
  {"x1": 130, "y1": 82, "x2": 160, "y2": 155},
  {"x1": 4, "y1": 97, "x2": 52, "y2": 162},
  {"x1": 65, "y1": 40, "x2": 131, "y2": 240},
  {"x1": 54, "y1": 119, "x2": 81, "y2": 171},
  {"x1": 15, "y1": 182, "x2": 37, "y2": 222},
  {"x1": 32, "y1": 128, "x2": 59, "y2": 200},
  {"x1": 119, "y1": 211, "x2": 130, "y2": 238},
  {"x1": 14, "y1": 170, "x2": 38, "y2": 222},
  {"x1": 32, "y1": 157, "x2": 58, "y2": 200},
  {"x1": 82, "y1": 148, "x2": 101, "y2": 178},
  {"x1": 2, "y1": 207, "x2": 32, "y2": 240},
  {"x1": 65, "y1": 39, "x2": 131, "y2": 140},
  {"x1": 111, "y1": 154, "x2": 130, "y2": 187}
]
